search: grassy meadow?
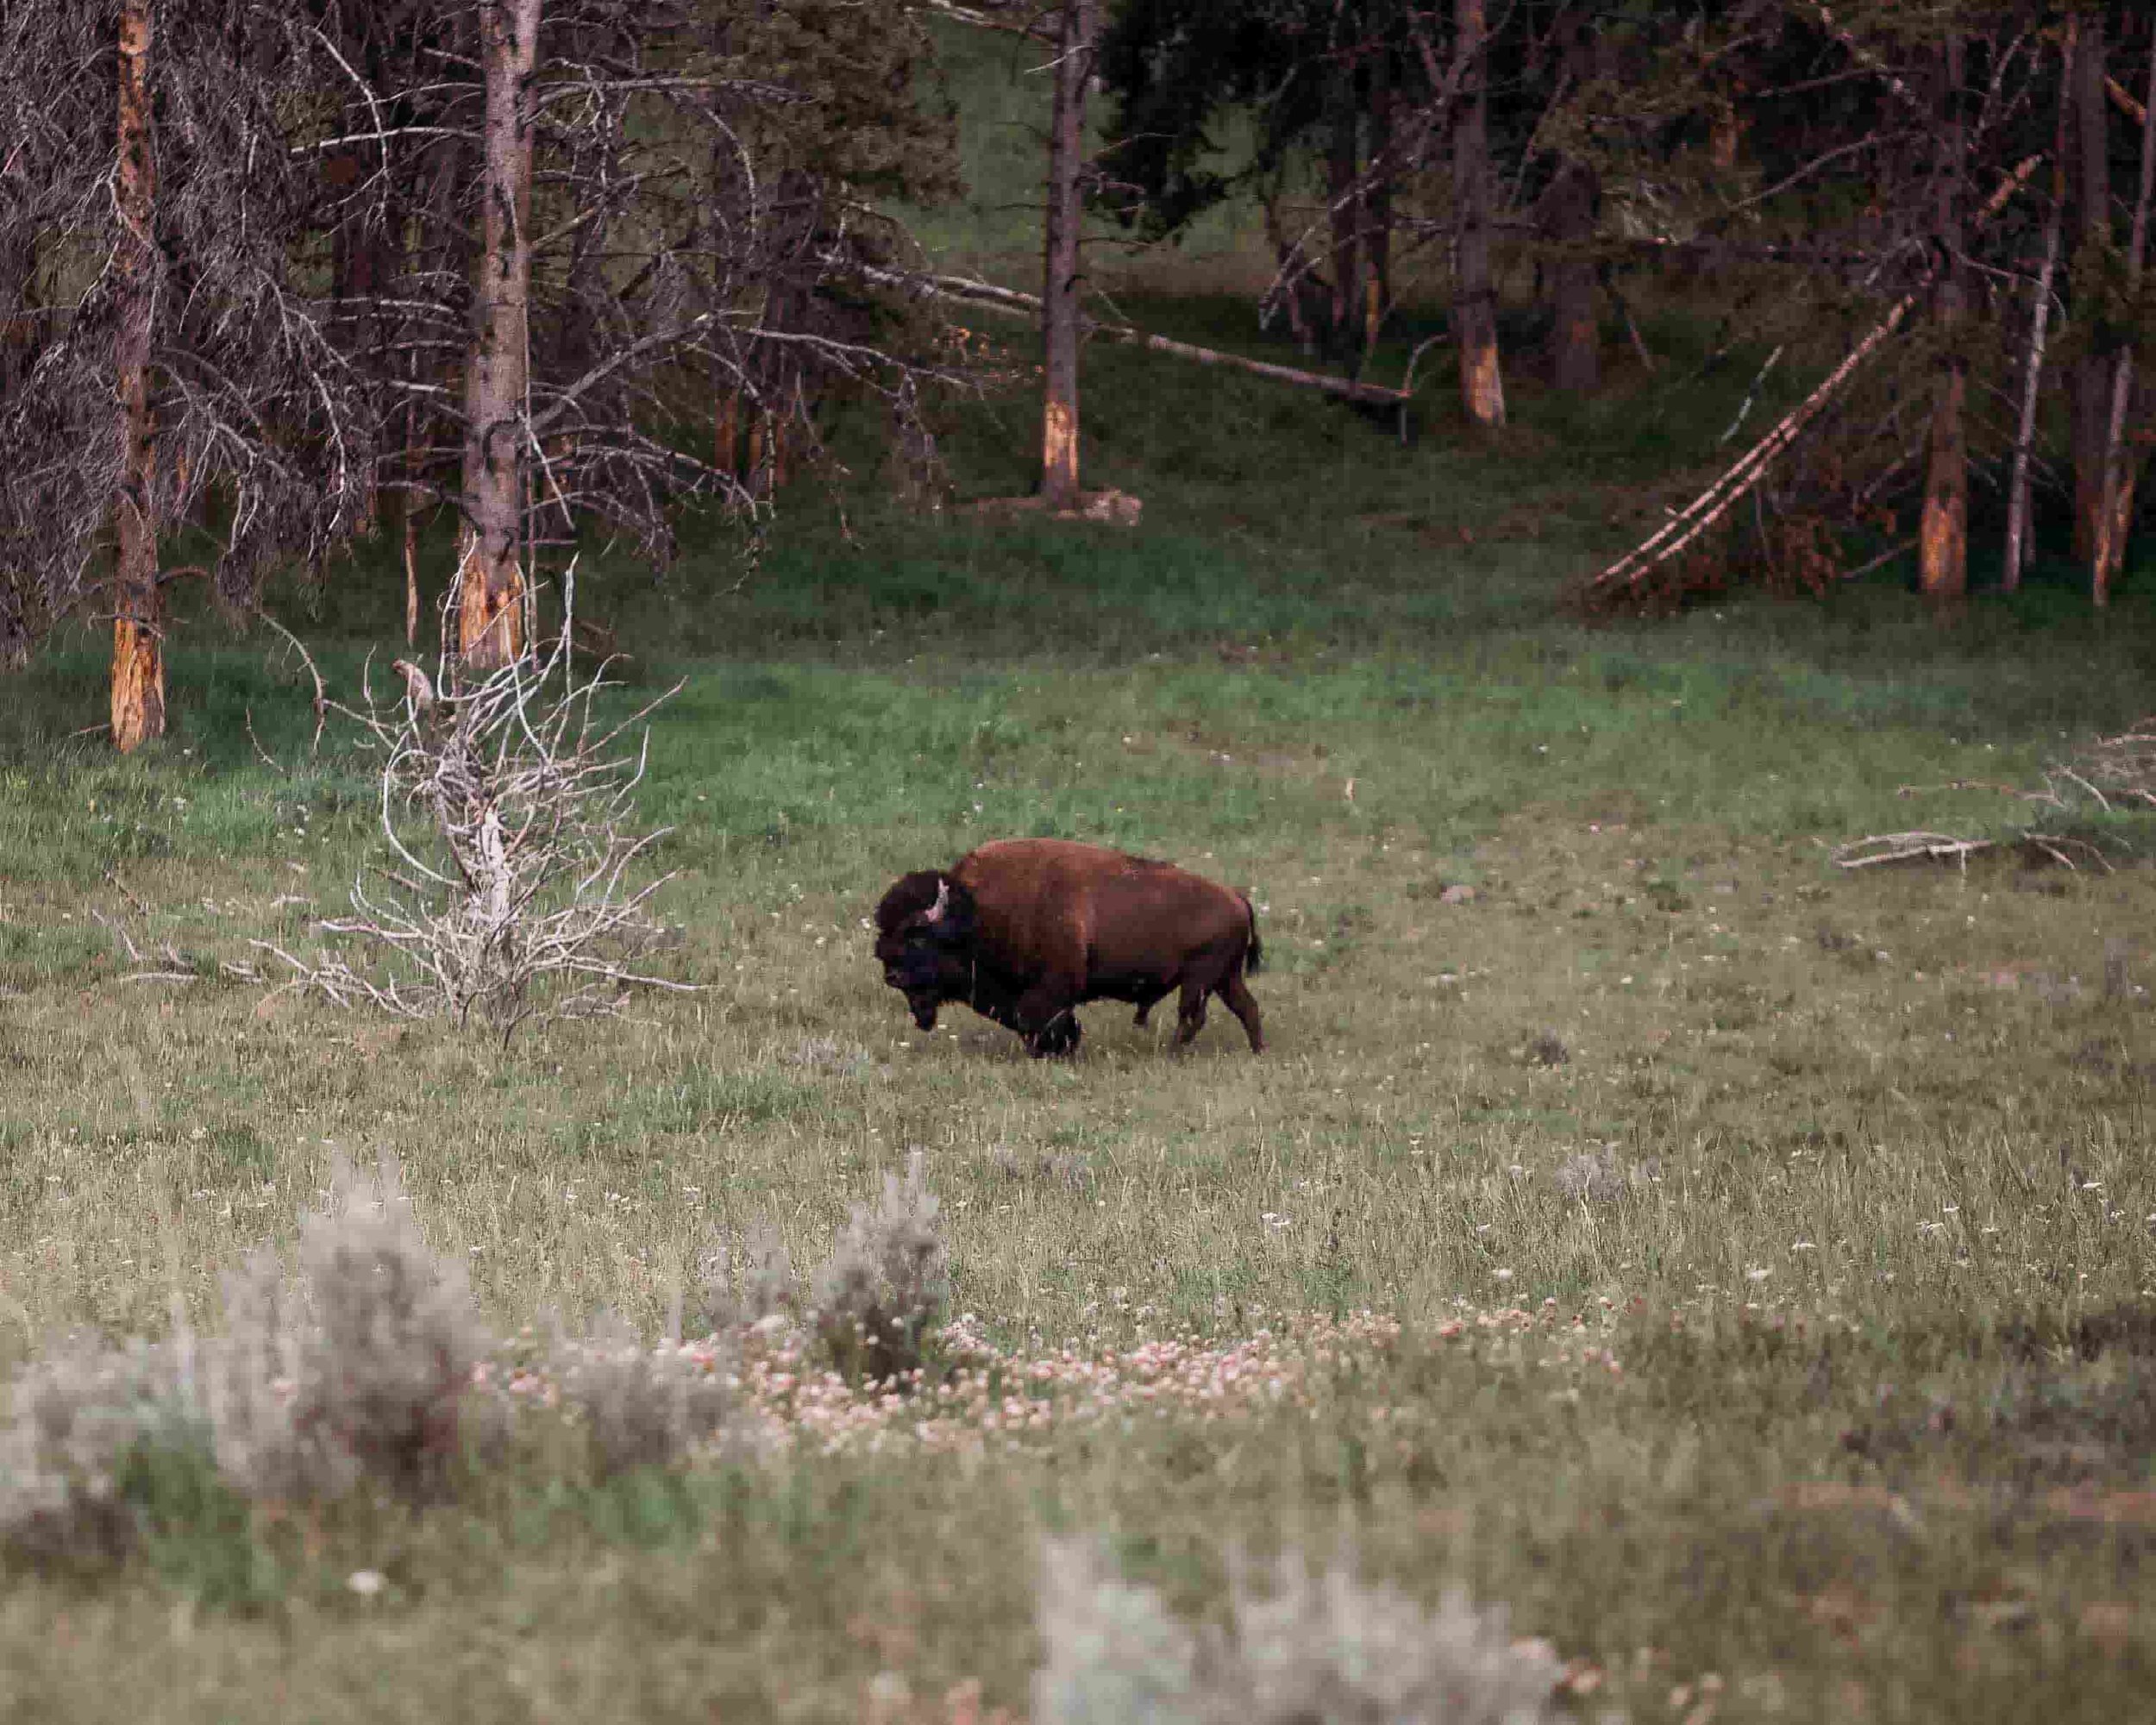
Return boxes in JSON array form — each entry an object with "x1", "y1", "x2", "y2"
[{"x1": 6, "y1": 30, "x2": 2156, "y2": 1725}]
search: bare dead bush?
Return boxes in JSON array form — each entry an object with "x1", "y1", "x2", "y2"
[
  {"x1": 1034, "y1": 1539, "x2": 1567, "y2": 1725},
  {"x1": 257, "y1": 570, "x2": 697, "y2": 1040}
]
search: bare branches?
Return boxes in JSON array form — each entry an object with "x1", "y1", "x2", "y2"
[{"x1": 257, "y1": 568, "x2": 696, "y2": 1042}]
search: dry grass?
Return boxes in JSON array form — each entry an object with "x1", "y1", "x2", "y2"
[
  {"x1": 6, "y1": 134, "x2": 2156, "y2": 1706},
  {"x1": 4, "y1": 712, "x2": 2156, "y2": 1716}
]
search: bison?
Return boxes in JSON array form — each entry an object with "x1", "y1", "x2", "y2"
[{"x1": 873, "y1": 838, "x2": 1264, "y2": 1057}]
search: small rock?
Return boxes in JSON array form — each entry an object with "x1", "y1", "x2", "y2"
[{"x1": 1438, "y1": 883, "x2": 1476, "y2": 905}]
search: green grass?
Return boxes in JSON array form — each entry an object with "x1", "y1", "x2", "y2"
[{"x1": 8, "y1": 32, "x2": 2156, "y2": 1722}]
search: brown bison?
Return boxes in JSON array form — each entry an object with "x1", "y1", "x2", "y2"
[{"x1": 873, "y1": 838, "x2": 1264, "y2": 1057}]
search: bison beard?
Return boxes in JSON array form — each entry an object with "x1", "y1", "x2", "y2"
[{"x1": 872, "y1": 839, "x2": 1264, "y2": 1057}]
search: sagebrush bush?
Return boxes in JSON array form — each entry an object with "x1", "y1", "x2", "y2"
[
  {"x1": 1034, "y1": 1540, "x2": 1566, "y2": 1725},
  {"x1": 285, "y1": 1151, "x2": 494, "y2": 1493},
  {"x1": 0, "y1": 1333, "x2": 199, "y2": 1560},
  {"x1": 700, "y1": 1221, "x2": 799, "y2": 1334},
  {"x1": 0, "y1": 1151, "x2": 492, "y2": 1564},
  {"x1": 808, "y1": 1151, "x2": 950, "y2": 1383},
  {"x1": 1033, "y1": 1537, "x2": 1206, "y2": 1725},
  {"x1": 205, "y1": 1247, "x2": 343, "y2": 1503},
  {"x1": 551, "y1": 1310, "x2": 738, "y2": 1477}
]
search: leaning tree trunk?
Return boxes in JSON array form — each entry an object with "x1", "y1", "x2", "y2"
[
  {"x1": 2071, "y1": 17, "x2": 2110, "y2": 566},
  {"x1": 458, "y1": 0, "x2": 540, "y2": 674},
  {"x1": 1452, "y1": 0, "x2": 1505, "y2": 428},
  {"x1": 111, "y1": 0, "x2": 163, "y2": 752},
  {"x1": 1039, "y1": 0, "x2": 1092, "y2": 511},
  {"x1": 1920, "y1": 35, "x2": 1968, "y2": 603}
]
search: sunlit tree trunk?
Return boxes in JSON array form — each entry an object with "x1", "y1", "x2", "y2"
[
  {"x1": 2071, "y1": 17, "x2": 2110, "y2": 566},
  {"x1": 1452, "y1": 0, "x2": 1504, "y2": 428},
  {"x1": 1920, "y1": 35, "x2": 1967, "y2": 604},
  {"x1": 1040, "y1": 0, "x2": 1092, "y2": 511},
  {"x1": 458, "y1": 0, "x2": 539, "y2": 673},
  {"x1": 111, "y1": 0, "x2": 162, "y2": 751}
]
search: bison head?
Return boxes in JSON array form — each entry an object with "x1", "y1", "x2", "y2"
[{"x1": 873, "y1": 869, "x2": 978, "y2": 1030}]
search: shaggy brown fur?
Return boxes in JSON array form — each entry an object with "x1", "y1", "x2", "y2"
[{"x1": 873, "y1": 838, "x2": 1263, "y2": 1057}]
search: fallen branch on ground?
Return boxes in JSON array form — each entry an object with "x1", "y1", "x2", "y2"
[{"x1": 1833, "y1": 832, "x2": 1997, "y2": 870}]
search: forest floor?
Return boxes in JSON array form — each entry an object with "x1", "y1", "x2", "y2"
[{"x1": 7, "y1": 23, "x2": 2156, "y2": 1722}]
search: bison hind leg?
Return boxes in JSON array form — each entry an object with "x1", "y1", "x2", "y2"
[{"x1": 1221, "y1": 969, "x2": 1264, "y2": 1053}]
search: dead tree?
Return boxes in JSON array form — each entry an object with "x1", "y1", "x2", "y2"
[
  {"x1": 1542, "y1": 160, "x2": 1601, "y2": 394},
  {"x1": 2092, "y1": 37, "x2": 2156, "y2": 605},
  {"x1": 1918, "y1": 34, "x2": 1968, "y2": 604},
  {"x1": 110, "y1": 0, "x2": 162, "y2": 751},
  {"x1": 1040, "y1": 0, "x2": 1094, "y2": 511},
  {"x1": 0, "y1": 0, "x2": 379, "y2": 748},
  {"x1": 2005, "y1": 21, "x2": 2077, "y2": 592},
  {"x1": 1452, "y1": 0, "x2": 1505, "y2": 428},
  {"x1": 2071, "y1": 16, "x2": 2111, "y2": 565},
  {"x1": 257, "y1": 573, "x2": 694, "y2": 1040},
  {"x1": 456, "y1": 0, "x2": 540, "y2": 673}
]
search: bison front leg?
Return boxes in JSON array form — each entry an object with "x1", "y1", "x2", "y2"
[{"x1": 1014, "y1": 979, "x2": 1082, "y2": 1058}]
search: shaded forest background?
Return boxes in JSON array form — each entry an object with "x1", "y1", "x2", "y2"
[{"x1": 3, "y1": 0, "x2": 2155, "y2": 747}]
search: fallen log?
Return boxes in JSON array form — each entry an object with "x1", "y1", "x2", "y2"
[{"x1": 867, "y1": 267, "x2": 1411, "y2": 411}]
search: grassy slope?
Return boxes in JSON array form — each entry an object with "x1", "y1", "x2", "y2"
[{"x1": 4, "y1": 23, "x2": 2156, "y2": 1725}]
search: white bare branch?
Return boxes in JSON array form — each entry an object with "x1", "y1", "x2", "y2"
[{"x1": 259, "y1": 565, "x2": 699, "y2": 1040}]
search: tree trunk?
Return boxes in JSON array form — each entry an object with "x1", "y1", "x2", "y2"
[
  {"x1": 2004, "y1": 28, "x2": 2073, "y2": 593},
  {"x1": 2093, "y1": 39, "x2": 2156, "y2": 605},
  {"x1": 1363, "y1": 41, "x2": 1393, "y2": 361},
  {"x1": 2072, "y1": 17, "x2": 2110, "y2": 565},
  {"x1": 403, "y1": 380, "x2": 422, "y2": 647},
  {"x1": 715, "y1": 380, "x2": 739, "y2": 476},
  {"x1": 0, "y1": 166, "x2": 37, "y2": 401},
  {"x1": 327, "y1": 144, "x2": 385, "y2": 537},
  {"x1": 111, "y1": 0, "x2": 162, "y2": 752},
  {"x1": 1326, "y1": 64, "x2": 1362, "y2": 357},
  {"x1": 457, "y1": 0, "x2": 540, "y2": 674},
  {"x1": 1040, "y1": 0, "x2": 1092, "y2": 511},
  {"x1": 1545, "y1": 160, "x2": 1601, "y2": 393},
  {"x1": 1920, "y1": 36, "x2": 1967, "y2": 604},
  {"x1": 1452, "y1": 0, "x2": 1505, "y2": 428}
]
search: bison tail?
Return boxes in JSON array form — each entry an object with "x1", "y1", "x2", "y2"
[{"x1": 1241, "y1": 893, "x2": 1263, "y2": 975}]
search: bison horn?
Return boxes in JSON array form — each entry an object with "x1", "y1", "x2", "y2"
[{"x1": 924, "y1": 879, "x2": 949, "y2": 924}]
